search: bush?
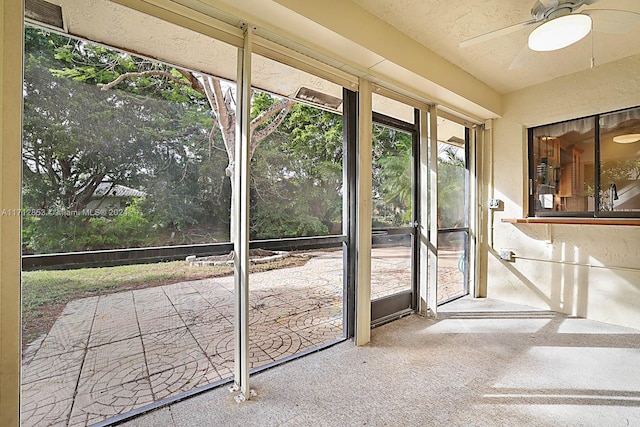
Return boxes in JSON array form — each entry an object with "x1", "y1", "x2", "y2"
[
  {"x1": 26, "y1": 215, "x2": 86, "y2": 253},
  {"x1": 251, "y1": 208, "x2": 328, "y2": 240},
  {"x1": 24, "y1": 199, "x2": 153, "y2": 253}
]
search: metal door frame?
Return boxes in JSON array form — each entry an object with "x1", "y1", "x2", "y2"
[
  {"x1": 436, "y1": 122, "x2": 472, "y2": 306},
  {"x1": 370, "y1": 109, "x2": 420, "y2": 325}
]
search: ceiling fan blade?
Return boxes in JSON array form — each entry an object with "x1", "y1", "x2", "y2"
[
  {"x1": 459, "y1": 19, "x2": 538, "y2": 48},
  {"x1": 584, "y1": 9, "x2": 640, "y2": 34},
  {"x1": 508, "y1": 44, "x2": 534, "y2": 71}
]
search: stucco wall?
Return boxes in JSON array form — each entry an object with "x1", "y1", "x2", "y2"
[{"x1": 488, "y1": 54, "x2": 640, "y2": 329}]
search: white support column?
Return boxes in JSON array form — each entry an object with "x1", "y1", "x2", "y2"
[
  {"x1": 476, "y1": 121, "x2": 491, "y2": 298},
  {"x1": 467, "y1": 127, "x2": 478, "y2": 297},
  {"x1": 418, "y1": 109, "x2": 429, "y2": 316},
  {"x1": 427, "y1": 106, "x2": 439, "y2": 317},
  {"x1": 232, "y1": 23, "x2": 253, "y2": 402},
  {"x1": 0, "y1": 2, "x2": 23, "y2": 426},
  {"x1": 355, "y1": 78, "x2": 372, "y2": 346}
]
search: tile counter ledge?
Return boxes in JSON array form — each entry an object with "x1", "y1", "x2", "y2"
[{"x1": 501, "y1": 218, "x2": 640, "y2": 226}]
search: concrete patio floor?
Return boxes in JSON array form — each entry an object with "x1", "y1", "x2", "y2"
[{"x1": 20, "y1": 247, "x2": 467, "y2": 426}]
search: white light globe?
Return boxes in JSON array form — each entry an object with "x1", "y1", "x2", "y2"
[
  {"x1": 613, "y1": 133, "x2": 640, "y2": 144},
  {"x1": 528, "y1": 14, "x2": 592, "y2": 52}
]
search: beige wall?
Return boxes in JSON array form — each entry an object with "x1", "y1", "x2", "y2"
[
  {"x1": 487, "y1": 54, "x2": 640, "y2": 329},
  {"x1": 1, "y1": 0, "x2": 23, "y2": 425}
]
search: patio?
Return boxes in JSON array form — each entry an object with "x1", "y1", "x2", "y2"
[{"x1": 20, "y1": 247, "x2": 465, "y2": 426}]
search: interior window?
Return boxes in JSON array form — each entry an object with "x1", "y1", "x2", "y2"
[
  {"x1": 529, "y1": 105, "x2": 640, "y2": 218},
  {"x1": 531, "y1": 118, "x2": 595, "y2": 215}
]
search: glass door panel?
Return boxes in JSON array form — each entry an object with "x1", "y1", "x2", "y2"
[
  {"x1": 437, "y1": 229, "x2": 468, "y2": 302},
  {"x1": 437, "y1": 117, "x2": 470, "y2": 304}
]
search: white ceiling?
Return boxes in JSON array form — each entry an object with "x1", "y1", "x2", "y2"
[{"x1": 351, "y1": 0, "x2": 640, "y2": 94}]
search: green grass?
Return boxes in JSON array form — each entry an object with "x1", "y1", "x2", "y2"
[
  {"x1": 22, "y1": 261, "x2": 231, "y2": 310},
  {"x1": 21, "y1": 257, "x2": 307, "y2": 346}
]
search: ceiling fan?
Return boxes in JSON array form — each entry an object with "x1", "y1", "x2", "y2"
[{"x1": 460, "y1": 0, "x2": 640, "y2": 65}]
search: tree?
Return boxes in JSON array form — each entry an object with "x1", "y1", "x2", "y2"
[
  {"x1": 23, "y1": 29, "x2": 297, "y2": 251},
  {"x1": 71, "y1": 42, "x2": 296, "y2": 237},
  {"x1": 437, "y1": 144, "x2": 466, "y2": 229},
  {"x1": 250, "y1": 100, "x2": 344, "y2": 238},
  {"x1": 23, "y1": 29, "x2": 226, "y2": 251},
  {"x1": 23, "y1": 31, "x2": 150, "y2": 213},
  {"x1": 371, "y1": 124, "x2": 413, "y2": 227}
]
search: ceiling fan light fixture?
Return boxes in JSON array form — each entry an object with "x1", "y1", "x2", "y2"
[
  {"x1": 613, "y1": 133, "x2": 640, "y2": 144},
  {"x1": 528, "y1": 14, "x2": 592, "y2": 52}
]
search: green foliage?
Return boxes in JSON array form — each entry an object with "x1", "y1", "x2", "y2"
[
  {"x1": 50, "y1": 38, "x2": 205, "y2": 104},
  {"x1": 371, "y1": 124, "x2": 413, "y2": 227},
  {"x1": 283, "y1": 103, "x2": 344, "y2": 163},
  {"x1": 21, "y1": 215, "x2": 38, "y2": 254},
  {"x1": 98, "y1": 199, "x2": 152, "y2": 246},
  {"x1": 438, "y1": 145, "x2": 466, "y2": 228},
  {"x1": 26, "y1": 216, "x2": 88, "y2": 253},
  {"x1": 377, "y1": 154, "x2": 412, "y2": 225},
  {"x1": 22, "y1": 28, "x2": 230, "y2": 252},
  {"x1": 23, "y1": 29, "x2": 452, "y2": 252},
  {"x1": 250, "y1": 100, "x2": 343, "y2": 239},
  {"x1": 24, "y1": 199, "x2": 154, "y2": 253},
  {"x1": 251, "y1": 208, "x2": 328, "y2": 239}
]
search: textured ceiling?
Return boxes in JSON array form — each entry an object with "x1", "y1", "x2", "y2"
[
  {"x1": 352, "y1": 0, "x2": 640, "y2": 94},
  {"x1": 37, "y1": 0, "x2": 640, "y2": 118}
]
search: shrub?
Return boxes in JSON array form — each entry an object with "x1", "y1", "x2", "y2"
[
  {"x1": 251, "y1": 208, "x2": 328, "y2": 240},
  {"x1": 24, "y1": 199, "x2": 153, "y2": 253}
]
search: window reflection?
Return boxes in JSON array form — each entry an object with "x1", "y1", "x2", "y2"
[
  {"x1": 531, "y1": 118, "x2": 595, "y2": 214},
  {"x1": 599, "y1": 107, "x2": 640, "y2": 213}
]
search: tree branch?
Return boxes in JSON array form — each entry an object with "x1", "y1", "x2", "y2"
[
  {"x1": 97, "y1": 70, "x2": 192, "y2": 91},
  {"x1": 250, "y1": 98, "x2": 294, "y2": 135},
  {"x1": 176, "y1": 69, "x2": 206, "y2": 97},
  {"x1": 251, "y1": 99, "x2": 295, "y2": 155},
  {"x1": 73, "y1": 173, "x2": 106, "y2": 211},
  {"x1": 96, "y1": 66, "x2": 291, "y2": 181}
]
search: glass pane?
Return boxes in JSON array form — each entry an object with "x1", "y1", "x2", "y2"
[
  {"x1": 372, "y1": 124, "x2": 413, "y2": 227},
  {"x1": 371, "y1": 236, "x2": 413, "y2": 300},
  {"x1": 531, "y1": 118, "x2": 595, "y2": 214},
  {"x1": 599, "y1": 107, "x2": 640, "y2": 213},
  {"x1": 250, "y1": 52, "x2": 344, "y2": 239},
  {"x1": 438, "y1": 230, "x2": 467, "y2": 303},
  {"x1": 22, "y1": 26, "x2": 237, "y2": 426},
  {"x1": 370, "y1": 122, "x2": 414, "y2": 301},
  {"x1": 436, "y1": 117, "x2": 468, "y2": 304},
  {"x1": 248, "y1": 54, "x2": 344, "y2": 370},
  {"x1": 437, "y1": 118, "x2": 467, "y2": 228}
]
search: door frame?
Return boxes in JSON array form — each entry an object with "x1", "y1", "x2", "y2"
[
  {"x1": 370, "y1": 109, "x2": 420, "y2": 325},
  {"x1": 435, "y1": 117, "x2": 474, "y2": 306}
]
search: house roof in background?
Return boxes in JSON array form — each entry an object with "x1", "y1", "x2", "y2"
[{"x1": 92, "y1": 183, "x2": 146, "y2": 199}]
